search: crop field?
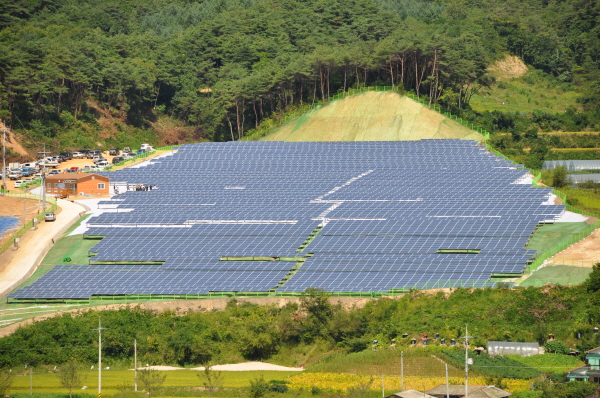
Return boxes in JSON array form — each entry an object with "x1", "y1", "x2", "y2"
[
  {"x1": 286, "y1": 373, "x2": 531, "y2": 393},
  {"x1": 306, "y1": 348, "x2": 465, "y2": 377},
  {"x1": 8, "y1": 369, "x2": 300, "y2": 396}
]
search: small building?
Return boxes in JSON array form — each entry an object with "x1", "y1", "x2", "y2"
[
  {"x1": 487, "y1": 341, "x2": 542, "y2": 357},
  {"x1": 385, "y1": 390, "x2": 435, "y2": 398},
  {"x1": 46, "y1": 173, "x2": 110, "y2": 197},
  {"x1": 425, "y1": 385, "x2": 511, "y2": 398},
  {"x1": 567, "y1": 346, "x2": 600, "y2": 383}
]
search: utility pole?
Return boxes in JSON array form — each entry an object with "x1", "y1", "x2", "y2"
[
  {"x1": 91, "y1": 317, "x2": 108, "y2": 398},
  {"x1": 381, "y1": 374, "x2": 384, "y2": 398},
  {"x1": 459, "y1": 325, "x2": 476, "y2": 398},
  {"x1": 445, "y1": 364, "x2": 449, "y2": 398},
  {"x1": 134, "y1": 339, "x2": 138, "y2": 392},
  {"x1": 37, "y1": 144, "x2": 51, "y2": 212},
  {"x1": 29, "y1": 366, "x2": 32, "y2": 395},
  {"x1": 400, "y1": 351, "x2": 404, "y2": 391},
  {"x1": 1, "y1": 119, "x2": 6, "y2": 193}
]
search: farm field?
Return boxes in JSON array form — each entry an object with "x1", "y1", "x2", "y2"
[{"x1": 8, "y1": 369, "x2": 301, "y2": 396}]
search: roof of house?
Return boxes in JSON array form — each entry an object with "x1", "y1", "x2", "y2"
[
  {"x1": 46, "y1": 173, "x2": 109, "y2": 182},
  {"x1": 425, "y1": 385, "x2": 511, "y2": 398},
  {"x1": 567, "y1": 366, "x2": 589, "y2": 376},
  {"x1": 585, "y1": 346, "x2": 600, "y2": 355},
  {"x1": 386, "y1": 390, "x2": 435, "y2": 398}
]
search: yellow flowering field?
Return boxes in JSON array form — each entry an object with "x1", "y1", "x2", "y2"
[{"x1": 287, "y1": 373, "x2": 530, "y2": 393}]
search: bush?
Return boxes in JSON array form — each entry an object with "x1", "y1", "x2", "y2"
[
  {"x1": 249, "y1": 375, "x2": 270, "y2": 398},
  {"x1": 544, "y1": 340, "x2": 570, "y2": 355}
]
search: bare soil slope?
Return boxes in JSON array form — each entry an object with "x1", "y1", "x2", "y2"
[{"x1": 262, "y1": 92, "x2": 483, "y2": 142}]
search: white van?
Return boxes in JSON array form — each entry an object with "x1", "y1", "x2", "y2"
[{"x1": 83, "y1": 165, "x2": 100, "y2": 172}]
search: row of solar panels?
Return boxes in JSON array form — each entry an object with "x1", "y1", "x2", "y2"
[{"x1": 8, "y1": 140, "x2": 557, "y2": 298}]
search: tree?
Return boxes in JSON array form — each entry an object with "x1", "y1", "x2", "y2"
[
  {"x1": 57, "y1": 359, "x2": 84, "y2": 398},
  {"x1": 197, "y1": 364, "x2": 223, "y2": 398},
  {"x1": 249, "y1": 375, "x2": 269, "y2": 398},
  {"x1": 138, "y1": 368, "x2": 167, "y2": 398},
  {"x1": 0, "y1": 368, "x2": 14, "y2": 396},
  {"x1": 552, "y1": 166, "x2": 569, "y2": 188},
  {"x1": 585, "y1": 263, "x2": 600, "y2": 293}
]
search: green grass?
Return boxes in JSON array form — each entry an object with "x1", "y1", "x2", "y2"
[
  {"x1": 520, "y1": 265, "x2": 592, "y2": 287},
  {"x1": 470, "y1": 71, "x2": 580, "y2": 114},
  {"x1": 505, "y1": 354, "x2": 583, "y2": 373},
  {"x1": 560, "y1": 188, "x2": 600, "y2": 213},
  {"x1": 9, "y1": 369, "x2": 301, "y2": 395},
  {"x1": 306, "y1": 347, "x2": 465, "y2": 377},
  {"x1": 526, "y1": 223, "x2": 591, "y2": 257}
]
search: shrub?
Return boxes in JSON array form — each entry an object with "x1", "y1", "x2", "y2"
[{"x1": 544, "y1": 340, "x2": 569, "y2": 355}]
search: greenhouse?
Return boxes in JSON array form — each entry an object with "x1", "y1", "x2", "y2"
[
  {"x1": 569, "y1": 173, "x2": 600, "y2": 185},
  {"x1": 542, "y1": 160, "x2": 600, "y2": 172},
  {"x1": 487, "y1": 341, "x2": 542, "y2": 356}
]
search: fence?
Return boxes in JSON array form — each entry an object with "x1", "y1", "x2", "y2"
[
  {"x1": 103, "y1": 145, "x2": 179, "y2": 171},
  {"x1": 526, "y1": 220, "x2": 600, "y2": 272},
  {"x1": 0, "y1": 193, "x2": 57, "y2": 256}
]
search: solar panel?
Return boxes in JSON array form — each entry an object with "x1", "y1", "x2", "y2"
[{"x1": 8, "y1": 140, "x2": 559, "y2": 298}]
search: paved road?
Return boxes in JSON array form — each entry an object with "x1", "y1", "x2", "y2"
[{"x1": 0, "y1": 199, "x2": 87, "y2": 299}]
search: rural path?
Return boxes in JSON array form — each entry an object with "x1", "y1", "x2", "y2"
[{"x1": 0, "y1": 199, "x2": 87, "y2": 299}]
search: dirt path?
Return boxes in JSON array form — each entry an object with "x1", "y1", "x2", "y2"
[
  {"x1": 0, "y1": 199, "x2": 87, "y2": 300},
  {"x1": 546, "y1": 228, "x2": 600, "y2": 267}
]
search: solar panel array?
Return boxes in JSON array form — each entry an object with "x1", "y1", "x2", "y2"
[{"x1": 9, "y1": 140, "x2": 563, "y2": 299}]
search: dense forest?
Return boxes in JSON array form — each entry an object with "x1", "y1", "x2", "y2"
[
  {"x1": 1, "y1": 267, "x2": 600, "y2": 368},
  {"x1": 1, "y1": 0, "x2": 600, "y2": 151}
]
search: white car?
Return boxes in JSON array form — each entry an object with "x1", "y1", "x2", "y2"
[
  {"x1": 14, "y1": 180, "x2": 24, "y2": 188},
  {"x1": 96, "y1": 160, "x2": 109, "y2": 167},
  {"x1": 72, "y1": 152, "x2": 84, "y2": 159}
]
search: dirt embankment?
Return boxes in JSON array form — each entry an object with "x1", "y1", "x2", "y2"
[
  {"x1": 262, "y1": 91, "x2": 483, "y2": 142},
  {"x1": 487, "y1": 55, "x2": 528, "y2": 80}
]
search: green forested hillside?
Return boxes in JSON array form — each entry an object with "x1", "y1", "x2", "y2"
[
  {"x1": 1, "y1": 282, "x2": 600, "y2": 368},
  {"x1": 1, "y1": 0, "x2": 600, "y2": 153}
]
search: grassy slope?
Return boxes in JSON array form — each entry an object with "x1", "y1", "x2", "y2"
[
  {"x1": 526, "y1": 223, "x2": 591, "y2": 257},
  {"x1": 305, "y1": 348, "x2": 465, "y2": 377},
  {"x1": 262, "y1": 92, "x2": 483, "y2": 142},
  {"x1": 471, "y1": 69, "x2": 581, "y2": 114}
]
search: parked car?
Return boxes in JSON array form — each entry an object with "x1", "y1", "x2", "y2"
[
  {"x1": 14, "y1": 180, "x2": 24, "y2": 188},
  {"x1": 123, "y1": 147, "x2": 132, "y2": 153},
  {"x1": 72, "y1": 152, "x2": 84, "y2": 159},
  {"x1": 93, "y1": 156, "x2": 106, "y2": 164},
  {"x1": 109, "y1": 148, "x2": 120, "y2": 156},
  {"x1": 9, "y1": 169, "x2": 22, "y2": 180},
  {"x1": 112, "y1": 156, "x2": 124, "y2": 164},
  {"x1": 83, "y1": 165, "x2": 100, "y2": 172},
  {"x1": 48, "y1": 169, "x2": 60, "y2": 175},
  {"x1": 21, "y1": 168, "x2": 36, "y2": 177},
  {"x1": 96, "y1": 160, "x2": 109, "y2": 167},
  {"x1": 59, "y1": 152, "x2": 73, "y2": 161},
  {"x1": 69, "y1": 166, "x2": 80, "y2": 173},
  {"x1": 87, "y1": 150, "x2": 101, "y2": 159}
]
